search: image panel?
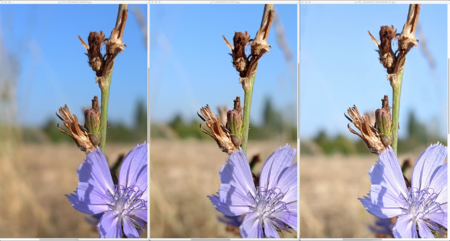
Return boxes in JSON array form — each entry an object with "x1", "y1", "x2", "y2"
[
  {"x1": 0, "y1": 4, "x2": 148, "y2": 238},
  {"x1": 150, "y1": 3, "x2": 298, "y2": 238},
  {"x1": 300, "y1": 4, "x2": 447, "y2": 239}
]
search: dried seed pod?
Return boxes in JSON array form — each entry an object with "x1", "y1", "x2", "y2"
[
  {"x1": 368, "y1": 26, "x2": 397, "y2": 74},
  {"x1": 345, "y1": 105, "x2": 387, "y2": 154},
  {"x1": 375, "y1": 95, "x2": 392, "y2": 137},
  {"x1": 251, "y1": 9, "x2": 274, "y2": 58},
  {"x1": 84, "y1": 96, "x2": 102, "y2": 146},
  {"x1": 79, "y1": 31, "x2": 105, "y2": 76},
  {"x1": 223, "y1": 31, "x2": 250, "y2": 77},
  {"x1": 56, "y1": 105, "x2": 96, "y2": 153},
  {"x1": 198, "y1": 105, "x2": 237, "y2": 154}
]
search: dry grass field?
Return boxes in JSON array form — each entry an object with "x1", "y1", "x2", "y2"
[
  {"x1": 150, "y1": 139, "x2": 298, "y2": 238},
  {"x1": 300, "y1": 147, "x2": 437, "y2": 238},
  {"x1": 0, "y1": 142, "x2": 144, "y2": 238}
]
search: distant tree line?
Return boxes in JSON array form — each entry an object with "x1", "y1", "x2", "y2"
[
  {"x1": 23, "y1": 99, "x2": 147, "y2": 144},
  {"x1": 151, "y1": 97, "x2": 297, "y2": 142},
  {"x1": 301, "y1": 111, "x2": 446, "y2": 155}
]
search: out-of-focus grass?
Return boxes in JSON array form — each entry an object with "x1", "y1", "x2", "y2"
[
  {"x1": 150, "y1": 139, "x2": 298, "y2": 238},
  {"x1": 0, "y1": 141, "x2": 142, "y2": 238},
  {"x1": 300, "y1": 147, "x2": 442, "y2": 238}
]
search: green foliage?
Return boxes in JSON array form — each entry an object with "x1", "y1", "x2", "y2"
[{"x1": 167, "y1": 114, "x2": 207, "y2": 139}]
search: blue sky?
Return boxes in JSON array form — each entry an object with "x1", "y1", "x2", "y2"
[
  {"x1": 150, "y1": 4, "x2": 298, "y2": 126},
  {"x1": 300, "y1": 4, "x2": 447, "y2": 139},
  {"x1": 0, "y1": 4, "x2": 147, "y2": 127}
]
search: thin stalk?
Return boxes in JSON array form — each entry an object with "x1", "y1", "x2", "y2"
[
  {"x1": 241, "y1": 4, "x2": 274, "y2": 155},
  {"x1": 99, "y1": 66, "x2": 114, "y2": 152},
  {"x1": 391, "y1": 68, "x2": 404, "y2": 154},
  {"x1": 99, "y1": 4, "x2": 128, "y2": 153},
  {"x1": 241, "y1": 73, "x2": 256, "y2": 154}
]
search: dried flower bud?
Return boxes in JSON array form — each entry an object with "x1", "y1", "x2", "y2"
[
  {"x1": 226, "y1": 97, "x2": 243, "y2": 136},
  {"x1": 106, "y1": 28, "x2": 127, "y2": 56},
  {"x1": 223, "y1": 32, "x2": 250, "y2": 77},
  {"x1": 368, "y1": 26, "x2": 397, "y2": 74},
  {"x1": 78, "y1": 31, "x2": 105, "y2": 76},
  {"x1": 398, "y1": 5, "x2": 420, "y2": 53},
  {"x1": 375, "y1": 95, "x2": 392, "y2": 146},
  {"x1": 251, "y1": 10, "x2": 274, "y2": 58},
  {"x1": 56, "y1": 105, "x2": 95, "y2": 153},
  {"x1": 375, "y1": 96, "x2": 392, "y2": 134},
  {"x1": 84, "y1": 96, "x2": 102, "y2": 146},
  {"x1": 106, "y1": 9, "x2": 128, "y2": 57},
  {"x1": 345, "y1": 105, "x2": 386, "y2": 154},
  {"x1": 198, "y1": 105, "x2": 237, "y2": 154}
]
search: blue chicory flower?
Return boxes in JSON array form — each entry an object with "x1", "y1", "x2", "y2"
[
  {"x1": 209, "y1": 145, "x2": 298, "y2": 238},
  {"x1": 360, "y1": 143, "x2": 447, "y2": 238},
  {"x1": 67, "y1": 143, "x2": 148, "y2": 238}
]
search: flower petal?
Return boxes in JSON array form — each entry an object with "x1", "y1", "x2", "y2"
[
  {"x1": 425, "y1": 205, "x2": 447, "y2": 229},
  {"x1": 359, "y1": 193, "x2": 403, "y2": 219},
  {"x1": 98, "y1": 211, "x2": 122, "y2": 238},
  {"x1": 77, "y1": 147, "x2": 115, "y2": 195},
  {"x1": 209, "y1": 193, "x2": 251, "y2": 217},
  {"x1": 369, "y1": 147, "x2": 408, "y2": 199},
  {"x1": 392, "y1": 215, "x2": 417, "y2": 238},
  {"x1": 417, "y1": 219, "x2": 434, "y2": 238},
  {"x1": 277, "y1": 163, "x2": 297, "y2": 203},
  {"x1": 411, "y1": 143, "x2": 447, "y2": 191},
  {"x1": 219, "y1": 149, "x2": 256, "y2": 198},
  {"x1": 130, "y1": 208, "x2": 148, "y2": 223},
  {"x1": 66, "y1": 183, "x2": 111, "y2": 214},
  {"x1": 119, "y1": 143, "x2": 148, "y2": 188},
  {"x1": 263, "y1": 219, "x2": 280, "y2": 238},
  {"x1": 370, "y1": 184, "x2": 406, "y2": 208},
  {"x1": 123, "y1": 215, "x2": 140, "y2": 238},
  {"x1": 271, "y1": 202, "x2": 297, "y2": 232},
  {"x1": 429, "y1": 163, "x2": 447, "y2": 204},
  {"x1": 239, "y1": 212, "x2": 263, "y2": 238},
  {"x1": 259, "y1": 145, "x2": 296, "y2": 190}
]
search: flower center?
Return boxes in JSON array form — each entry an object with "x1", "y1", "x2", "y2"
[
  {"x1": 250, "y1": 187, "x2": 288, "y2": 219},
  {"x1": 403, "y1": 187, "x2": 443, "y2": 221},
  {"x1": 109, "y1": 185, "x2": 147, "y2": 218}
]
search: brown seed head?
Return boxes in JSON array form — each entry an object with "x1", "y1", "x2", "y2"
[
  {"x1": 57, "y1": 105, "x2": 96, "y2": 153},
  {"x1": 251, "y1": 9, "x2": 274, "y2": 58},
  {"x1": 223, "y1": 32, "x2": 250, "y2": 77},
  {"x1": 198, "y1": 105, "x2": 237, "y2": 154},
  {"x1": 79, "y1": 31, "x2": 105, "y2": 76},
  {"x1": 106, "y1": 9, "x2": 128, "y2": 57},
  {"x1": 368, "y1": 26, "x2": 397, "y2": 74},
  {"x1": 345, "y1": 105, "x2": 387, "y2": 154}
]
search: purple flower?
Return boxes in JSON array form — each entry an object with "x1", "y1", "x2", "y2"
[
  {"x1": 67, "y1": 143, "x2": 148, "y2": 238},
  {"x1": 209, "y1": 145, "x2": 297, "y2": 238},
  {"x1": 360, "y1": 143, "x2": 447, "y2": 238}
]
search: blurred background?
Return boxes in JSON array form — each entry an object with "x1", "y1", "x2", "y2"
[
  {"x1": 0, "y1": 4, "x2": 147, "y2": 238},
  {"x1": 150, "y1": 4, "x2": 297, "y2": 238},
  {"x1": 300, "y1": 4, "x2": 447, "y2": 238}
]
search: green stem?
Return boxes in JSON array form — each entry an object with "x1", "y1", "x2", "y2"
[
  {"x1": 99, "y1": 65, "x2": 114, "y2": 153},
  {"x1": 241, "y1": 73, "x2": 256, "y2": 154},
  {"x1": 391, "y1": 68, "x2": 404, "y2": 154},
  {"x1": 99, "y1": 4, "x2": 127, "y2": 153},
  {"x1": 241, "y1": 4, "x2": 274, "y2": 155}
]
